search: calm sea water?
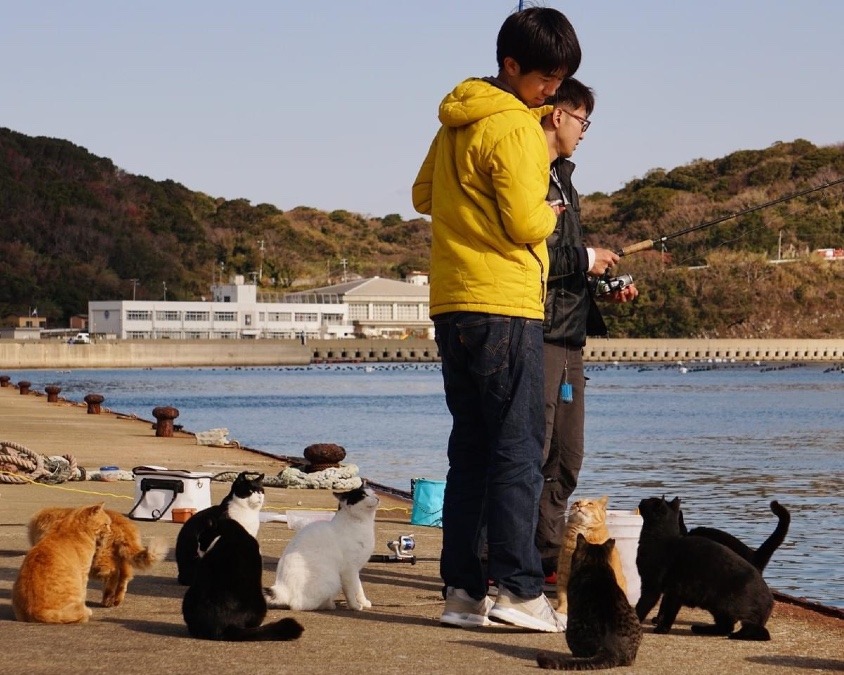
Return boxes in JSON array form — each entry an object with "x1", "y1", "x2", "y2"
[{"x1": 8, "y1": 361, "x2": 843, "y2": 609}]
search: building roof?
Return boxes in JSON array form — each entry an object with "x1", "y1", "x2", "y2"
[{"x1": 285, "y1": 277, "x2": 428, "y2": 301}]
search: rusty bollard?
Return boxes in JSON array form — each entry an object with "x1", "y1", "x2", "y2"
[
  {"x1": 303, "y1": 442, "x2": 347, "y2": 472},
  {"x1": 152, "y1": 406, "x2": 180, "y2": 438},
  {"x1": 45, "y1": 385, "x2": 62, "y2": 403},
  {"x1": 0, "y1": 375, "x2": 10, "y2": 387},
  {"x1": 18, "y1": 381, "x2": 32, "y2": 395},
  {"x1": 84, "y1": 393, "x2": 104, "y2": 414}
]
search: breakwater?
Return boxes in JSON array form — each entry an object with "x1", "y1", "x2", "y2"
[{"x1": 1, "y1": 337, "x2": 843, "y2": 369}]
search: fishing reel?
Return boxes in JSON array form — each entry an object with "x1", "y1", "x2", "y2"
[
  {"x1": 595, "y1": 273, "x2": 634, "y2": 297},
  {"x1": 369, "y1": 534, "x2": 417, "y2": 564}
]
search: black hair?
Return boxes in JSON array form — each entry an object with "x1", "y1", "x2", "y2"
[
  {"x1": 545, "y1": 77, "x2": 595, "y2": 116},
  {"x1": 496, "y1": 6, "x2": 581, "y2": 77}
]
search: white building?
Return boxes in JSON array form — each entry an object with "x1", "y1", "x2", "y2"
[
  {"x1": 278, "y1": 276, "x2": 432, "y2": 339},
  {"x1": 88, "y1": 275, "x2": 432, "y2": 340}
]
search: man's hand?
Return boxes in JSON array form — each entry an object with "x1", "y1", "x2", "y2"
[
  {"x1": 588, "y1": 248, "x2": 619, "y2": 276},
  {"x1": 603, "y1": 283, "x2": 639, "y2": 303}
]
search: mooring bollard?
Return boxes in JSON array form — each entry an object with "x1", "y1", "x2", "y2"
[
  {"x1": 0, "y1": 375, "x2": 10, "y2": 387},
  {"x1": 152, "y1": 406, "x2": 180, "y2": 437},
  {"x1": 84, "y1": 393, "x2": 104, "y2": 414},
  {"x1": 18, "y1": 381, "x2": 32, "y2": 395},
  {"x1": 45, "y1": 385, "x2": 62, "y2": 403},
  {"x1": 303, "y1": 442, "x2": 347, "y2": 472}
]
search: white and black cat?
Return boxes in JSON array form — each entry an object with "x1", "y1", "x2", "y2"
[
  {"x1": 537, "y1": 534, "x2": 642, "y2": 671},
  {"x1": 265, "y1": 486, "x2": 379, "y2": 611},
  {"x1": 679, "y1": 500, "x2": 790, "y2": 573},
  {"x1": 636, "y1": 496, "x2": 773, "y2": 640},
  {"x1": 182, "y1": 518, "x2": 304, "y2": 641},
  {"x1": 176, "y1": 471, "x2": 265, "y2": 585}
]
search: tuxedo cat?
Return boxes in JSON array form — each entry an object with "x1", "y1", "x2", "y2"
[
  {"x1": 182, "y1": 518, "x2": 303, "y2": 641},
  {"x1": 636, "y1": 496, "x2": 773, "y2": 640},
  {"x1": 538, "y1": 535, "x2": 642, "y2": 670},
  {"x1": 679, "y1": 500, "x2": 790, "y2": 573},
  {"x1": 176, "y1": 472, "x2": 265, "y2": 585},
  {"x1": 265, "y1": 486, "x2": 379, "y2": 611}
]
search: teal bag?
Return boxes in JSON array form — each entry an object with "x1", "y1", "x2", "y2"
[{"x1": 410, "y1": 478, "x2": 445, "y2": 528}]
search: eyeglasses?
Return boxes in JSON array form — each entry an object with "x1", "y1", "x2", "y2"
[{"x1": 561, "y1": 108, "x2": 591, "y2": 132}]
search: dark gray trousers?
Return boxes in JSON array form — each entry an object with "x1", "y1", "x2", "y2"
[{"x1": 536, "y1": 342, "x2": 585, "y2": 572}]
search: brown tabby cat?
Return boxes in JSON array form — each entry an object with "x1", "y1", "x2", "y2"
[
  {"x1": 538, "y1": 535, "x2": 642, "y2": 670},
  {"x1": 556, "y1": 496, "x2": 627, "y2": 613},
  {"x1": 13, "y1": 503, "x2": 111, "y2": 623},
  {"x1": 28, "y1": 506, "x2": 169, "y2": 607}
]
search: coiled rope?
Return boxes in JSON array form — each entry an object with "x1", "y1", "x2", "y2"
[
  {"x1": 0, "y1": 441, "x2": 79, "y2": 484},
  {"x1": 211, "y1": 464, "x2": 362, "y2": 491}
]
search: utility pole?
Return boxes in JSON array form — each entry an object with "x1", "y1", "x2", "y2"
[
  {"x1": 340, "y1": 258, "x2": 348, "y2": 283},
  {"x1": 257, "y1": 239, "x2": 265, "y2": 284},
  {"x1": 130, "y1": 278, "x2": 139, "y2": 301},
  {"x1": 778, "y1": 230, "x2": 783, "y2": 261},
  {"x1": 162, "y1": 281, "x2": 167, "y2": 301}
]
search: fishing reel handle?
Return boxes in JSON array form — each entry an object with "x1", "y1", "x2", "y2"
[{"x1": 617, "y1": 239, "x2": 654, "y2": 257}]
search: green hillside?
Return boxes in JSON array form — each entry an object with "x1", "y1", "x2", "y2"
[{"x1": 1, "y1": 128, "x2": 842, "y2": 338}]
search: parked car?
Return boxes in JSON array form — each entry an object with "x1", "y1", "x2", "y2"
[{"x1": 71, "y1": 332, "x2": 91, "y2": 344}]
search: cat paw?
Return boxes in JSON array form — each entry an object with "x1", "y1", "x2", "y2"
[
  {"x1": 360, "y1": 598, "x2": 372, "y2": 609},
  {"x1": 653, "y1": 624, "x2": 671, "y2": 634}
]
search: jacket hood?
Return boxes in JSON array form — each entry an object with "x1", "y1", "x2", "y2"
[{"x1": 439, "y1": 78, "x2": 549, "y2": 128}]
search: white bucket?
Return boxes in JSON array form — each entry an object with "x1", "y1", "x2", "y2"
[{"x1": 606, "y1": 509, "x2": 643, "y2": 606}]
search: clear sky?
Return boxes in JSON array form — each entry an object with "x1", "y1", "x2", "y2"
[{"x1": 3, "y1": 1, "x2": 842, "y2": 221}]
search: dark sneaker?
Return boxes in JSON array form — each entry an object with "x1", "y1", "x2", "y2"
[{"x1": 543, "y1": 571, "x2": 557, "y2": 595}]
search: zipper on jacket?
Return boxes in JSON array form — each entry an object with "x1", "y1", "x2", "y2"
[{"x1": 526, "y1": 244, "x2": 546, "y2": 305}]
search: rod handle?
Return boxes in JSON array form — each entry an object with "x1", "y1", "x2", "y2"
[{"x1": 619, "y1": 239, "x2": 655, "y2": 256}]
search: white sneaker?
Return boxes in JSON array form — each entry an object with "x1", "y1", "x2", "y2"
[
  {"x1": 488, "y1": 587, "x2": 567, "y2": 632},
  {"x1": 440, "y1": 587, "x2": 494, "y2": 628}
]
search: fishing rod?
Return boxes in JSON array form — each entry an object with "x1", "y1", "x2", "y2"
[{"x1": 617, "y1": 176, "x2": 844, "y2": 257}]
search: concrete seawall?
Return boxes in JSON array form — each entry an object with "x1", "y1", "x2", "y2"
[{"x1": 1, "y1": 337, "x2": 842, "y2": 369}]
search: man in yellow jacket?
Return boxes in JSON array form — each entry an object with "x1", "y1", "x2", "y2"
[{"x1": 412, "y1": 7, "x2": 580, "y2": 633}]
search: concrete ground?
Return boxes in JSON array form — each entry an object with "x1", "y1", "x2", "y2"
[{"x1": 0, "y1": 384, "x2": 842, "y2": 675}]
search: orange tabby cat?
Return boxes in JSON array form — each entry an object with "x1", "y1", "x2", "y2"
[
  {"x1": 555, "y1": 496, "x2": 627, "y2": 613},
  {"x1": 28, "y1": 506, "x2": 168, "y2": 607},
  {"x1": 13, "y1": 503, "x2": 111, "y2": 623}
]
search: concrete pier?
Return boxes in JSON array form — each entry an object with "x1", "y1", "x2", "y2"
[{"x1": 1, "y1": 338, "x2": 843, "y2": 369}]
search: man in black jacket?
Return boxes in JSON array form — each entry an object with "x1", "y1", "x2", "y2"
[{"x1": 536, "y1": 79, "x2": 638, "y2": 586}]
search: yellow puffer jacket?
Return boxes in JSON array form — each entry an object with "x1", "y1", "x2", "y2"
[{"x1": 412, "y1": 78, "x2": 555, "y2": 320}]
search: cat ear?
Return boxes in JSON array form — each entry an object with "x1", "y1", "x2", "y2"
[
  {"x1": 598, "y1": 496, "x2": 608, "y2": 507},
  {"x1": 669, "y1": 497, "x2": 681, "y2": 511},
  {"x1": 604, "y1": 538, "x2": 616, "y2": 551}
]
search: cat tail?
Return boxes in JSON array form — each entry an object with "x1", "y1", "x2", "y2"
[
  {"x1": 263, "y1": 585, "x2": 290, "y2": 609},
  {"x1": 126, "y1": 537, "x2": 169, "y2": 570},
  {"x1": 751, "y1": 500, "x2": 790, "y2": 572},
  {"x1": 222, "y1": 618, "x2": 304, "y2": 642},
  {"x1": 536, "y1": 650, "x2": 627, "y2": 671}
]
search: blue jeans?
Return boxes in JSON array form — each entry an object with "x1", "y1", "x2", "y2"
[{"x1": 434, "y1": 312, "x2": 546, "y2": 600}]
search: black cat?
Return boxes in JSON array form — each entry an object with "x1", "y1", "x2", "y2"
[
  {"x1": 537, "y1": 535, "x2": 642, "y2": 671},
  {"x1": 176, "y1": 471, "x2": 265, "y2": 585},
  {"x1": 636, "y1": 496, "x2": 773, "y2": 640},
  {"x1": 679, "y1": 500, "x2": 790, "y2": 573},
  {"x1": 182, "y1": 518, "x2": 303, "y2": 641}
]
